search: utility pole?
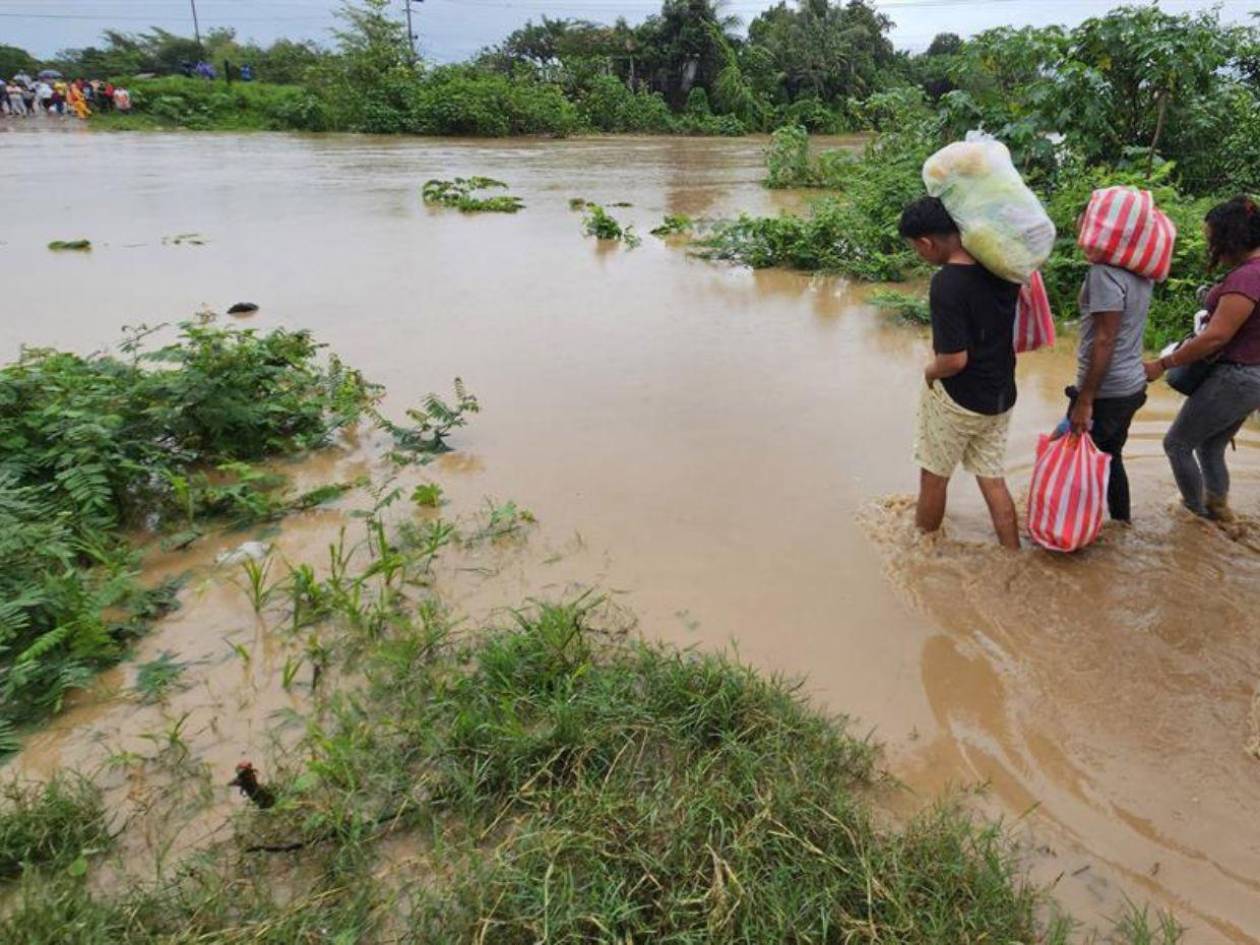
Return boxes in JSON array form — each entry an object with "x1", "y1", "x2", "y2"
[
  {"x1": 189, "y1": 0, "x2": 202, "y2": 51},
  {"x1": 403, "y1": 0, "x2": 421, "y2": 66}
]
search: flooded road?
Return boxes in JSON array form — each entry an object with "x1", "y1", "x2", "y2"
[{"x1": 2, "y1": 125, "x2": 1259, "y2": 940}]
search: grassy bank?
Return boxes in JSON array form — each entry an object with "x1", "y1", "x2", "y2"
[
  {"x1": 0, "y1": 501, "x2": 1180, "y2": 942},
  {"x1": 89, "y1": 75, "x2": 757, "y2": 137}
]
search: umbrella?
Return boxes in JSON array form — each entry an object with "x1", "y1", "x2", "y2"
[
  {"x1": 37, "y1": 69, "x2": 63, "y2": 80},
  {"x1": 13, "y1": 73, "x2": 32, "y2": 85}
]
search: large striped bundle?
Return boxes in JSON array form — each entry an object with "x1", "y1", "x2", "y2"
[
  {"x1": 1027, "y1": 433, "x2": 1112, "y2": 553},
  {"x1": 1078, "y1": 187, "x2": 1177, "y2": 282}
]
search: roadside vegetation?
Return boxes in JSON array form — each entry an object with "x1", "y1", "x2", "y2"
[
  {"x1": 0, "y1": 498, "x2": 1181, "y2": 943},
  {"x1": 17, "y1": 0, "x2": 1247, "y2": 153},
  {"x1": 688, "y1": 7, "x2": 1257, "y2": 350}
]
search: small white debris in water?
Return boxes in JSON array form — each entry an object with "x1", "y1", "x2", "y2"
[{"x1": 216, "y1": 541, "x2": 271, "y2": 566}]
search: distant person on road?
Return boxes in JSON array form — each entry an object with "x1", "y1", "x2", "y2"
[
  {"x1": 21, "y1": 82, "x2": 35, "y2": 116},
  {"x1": 240, "y1": 64, "x2": 254, "y2": 82},
  {"x1": 1145, "y1": 196, "x2": 1260, "y2": 522},
  {"x1": 4, "y1": 81, "x2": 26, "y2": 116},
  {"x1": 35, "y1": 80, "x2": 52, "y2": 113},
  {"x1": 899, "y1": 195, "x2": 1022, "y2": 550},
  {"x1": 1063, "y1": 227, "x2": 1155, "y2": 523},
  {"x1": 66, "y1": 81, "x2": 89, "y2": 119}
]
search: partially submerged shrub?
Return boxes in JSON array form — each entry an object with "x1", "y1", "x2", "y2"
[
  {"x1": 422, "y1": 177, "x2": 524, "y2": 213},
  {"x1": 0, "y1": 319, "x2": 377, "y2": 735},
  {"x1": 583, "y1": 204, "x2": 641, "y2": 248},
  {"x1": 651, "y1": 213, "x2": 695, "y2": 237}
]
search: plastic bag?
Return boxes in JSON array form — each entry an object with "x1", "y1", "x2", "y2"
[
  {"x1": 1015, "y1": 271, "x2": 1056, "y2": 353},
  {"x1": 1078, "y1": 186, "x2": 1176, "y2": 282},
  {"x1": 923, "y1": 132, "x2": 1056, "y2": 285},
  {"x1": 1027, "y1": 432, "x2": 1111, "y2": 553}
]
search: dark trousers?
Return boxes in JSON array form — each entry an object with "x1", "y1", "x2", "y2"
[{"x1": 1070, "y1": 389, "x2": 1146, "y2": 522}]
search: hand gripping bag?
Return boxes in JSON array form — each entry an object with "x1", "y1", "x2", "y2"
[
  {"x1": 1078, "y1": 186, "x2": 1177, "y2": 282},
  {"x1": 1015, "y1": 271, "x2": 1056, "y2": 353},
  {"x1": 923, "y1": 133, "x2": 1057, "y2": 286},
  {"x1": 1027, "y1": 433, "x2": 1112, "y2": 553}
]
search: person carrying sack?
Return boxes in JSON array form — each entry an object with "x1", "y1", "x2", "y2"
[
  {"x1": 1066, "y1": 186, "x2": 1175, "y2": 523},
  {"x1": 1144, "y1": 196, "x2": 1260, "y2": 521}
]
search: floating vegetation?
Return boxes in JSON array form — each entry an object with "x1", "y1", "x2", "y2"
[
  {"x1": 162, "y1": 233, "x2": 207, "y2": 246},
  {"x1": 608, "y1": 201, "x2": 634, "y2": 208},
  {"x1": 868, "y1": 289, "x2": 931, "y2": 325},
  {"x1": 422, "y1": 177, "x2": 524, "y2": 213},
  {"x1": 568, "y1": 197, "x2": 589, "y2": 210},
  {"x1": 582, "y1": 204, "x2": 641, "y2": 248},
  {"x1": 47, "y1": 240, "x2": 91, "y2": 252},
  {"x1": 651, "y1": 213, "x2": 695, "y2": 237}
]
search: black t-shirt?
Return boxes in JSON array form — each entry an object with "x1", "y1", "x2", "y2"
[{"x1": 930, "y1": 263, "x2": 1019, "y2": 415}]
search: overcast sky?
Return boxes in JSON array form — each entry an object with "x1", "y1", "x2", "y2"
[{"x1": 1, "y1": 0, "x2": 1255, "y2": 61}]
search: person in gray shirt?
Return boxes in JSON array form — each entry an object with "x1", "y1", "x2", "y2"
[{"x1": 1067, "y1": 263, "x2": 1153, "y2": 522}]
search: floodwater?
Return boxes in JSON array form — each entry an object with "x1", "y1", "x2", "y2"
[{"x1": 2, "y1": 124, "x2": 1259, "y2": 940}]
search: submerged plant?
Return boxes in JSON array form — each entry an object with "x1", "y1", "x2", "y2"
[
  {"x1": 133, "y1": 651, "x2": 188, "y2": 703},
  {"x1": 868, "y1": 289, "x2": 931, "y2": 325},
  {"x1": 582, "y1": 204, "x2": 641, "y2": 248},
  {"x1": 651, "y1": 213, "x2": 695, "y2": 237},
  {"x1": 422, "y1": 177, "x2": 524, "y2": 213},
  {"x1": 411, "y1": 482, "x2": 444, "y2": 508},
  {"x1": 372, "y1": 379, "x2": 480, "y2": 461}
]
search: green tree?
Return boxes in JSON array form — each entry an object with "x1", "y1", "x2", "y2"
[
  {"x1": 747, "y1": 0, "x2": 894, "y2": 104},
  {"x1": 0, "y1": 44, "x2": 38, "y2": 78}
]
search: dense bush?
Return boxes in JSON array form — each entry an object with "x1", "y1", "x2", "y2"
[
  {"x1": 0, "y1": 321, "x2": 375, "y2": 736},
  {"x1": 110, "y1": 76, "x2": 327, "y2": 132}
]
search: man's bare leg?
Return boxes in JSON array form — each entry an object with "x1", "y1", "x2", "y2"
[
  {"x1": 916, "y1": 468, "x2": 950, "y2": 533},
  {"x1": 976, "y1": 476, "x2": 1020, "y2": 550}
]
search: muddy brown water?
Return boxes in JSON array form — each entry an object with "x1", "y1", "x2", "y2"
[{"x1": 2, "y1": 124, "x2": 1259, "y2": 940}]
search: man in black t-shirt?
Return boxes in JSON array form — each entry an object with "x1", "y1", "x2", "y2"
[{"x1": 898, "y1": 197, "x2": 1021, "y2": 549}]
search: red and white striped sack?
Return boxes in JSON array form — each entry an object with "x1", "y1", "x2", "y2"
[
  {"x1": 1015, "y1": 271, "x2": 1055, "y2": 353},
  {"x1": 1078, "y1": 186, "x2": 1177, "y2": 282},
  {"x1": 1027, "y1": 432, "x2": 1112, "y2": 553}
]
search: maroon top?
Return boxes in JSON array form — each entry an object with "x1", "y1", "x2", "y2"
[{"x1": 1206, "y1": 255, "x2": 1260, "y2": 365}]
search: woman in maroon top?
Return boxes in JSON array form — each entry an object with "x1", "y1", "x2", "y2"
[{"x1": 1145, "y1": 196, "x2": 1260, "y2": 520}]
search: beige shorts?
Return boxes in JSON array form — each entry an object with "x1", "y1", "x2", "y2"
[{"x1": 914, "y1": 381, "x2": 1012, "y2": 479}]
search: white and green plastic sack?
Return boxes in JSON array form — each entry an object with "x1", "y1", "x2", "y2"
[{"x1": 923, "y1": 133, "x2": 1055, "y2": 285}]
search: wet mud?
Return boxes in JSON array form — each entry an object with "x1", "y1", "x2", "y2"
[{"x1": 1, "y1": 124, "x2": 1258, "y2": 941}]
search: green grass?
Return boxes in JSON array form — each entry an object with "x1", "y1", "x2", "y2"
[
  {"x1": 0, "y1": 776, "x2": 110, "y2": 879},
  {"x1": 0, "y1": 500, "x2": 1182, "y2": 942}
]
